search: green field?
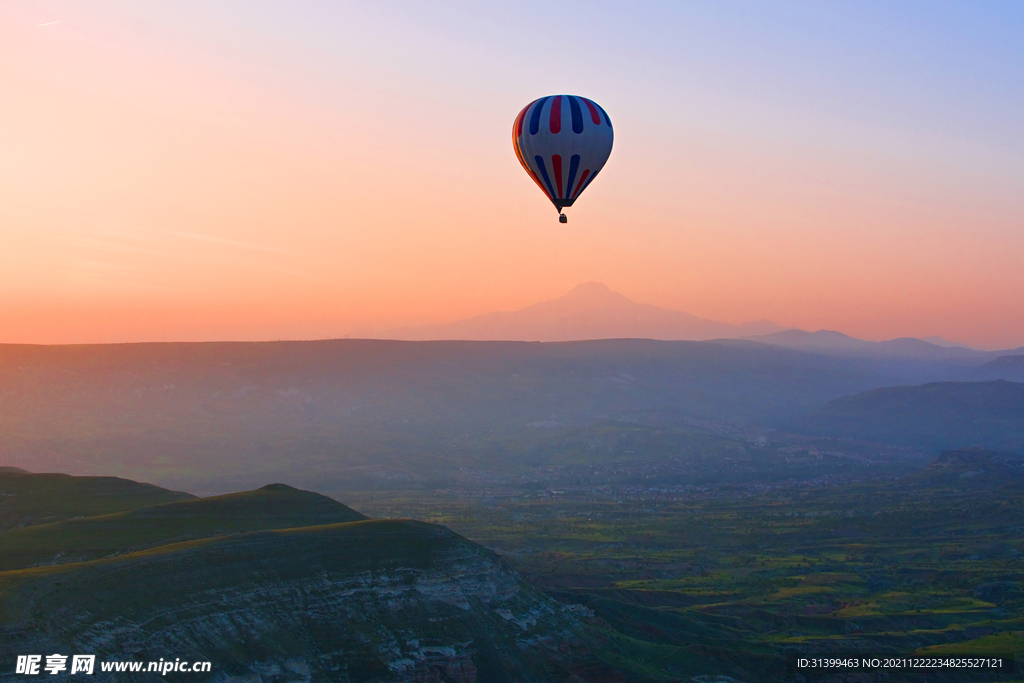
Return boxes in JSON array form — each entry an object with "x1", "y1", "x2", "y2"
[{"x1": 346, "y1": 450, "x2": 1024, "y2": 682}]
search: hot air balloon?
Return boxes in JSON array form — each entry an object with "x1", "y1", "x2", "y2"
[{"x1": 513, "y1": 95, "x2": 613, "y2": 223}]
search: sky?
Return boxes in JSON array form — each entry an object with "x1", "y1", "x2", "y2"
[{"x1": 2, "y1": 1, "x2": 1023, "y2": 349}]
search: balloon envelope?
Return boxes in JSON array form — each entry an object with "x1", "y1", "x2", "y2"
[{"x1": 513, "y1": 95, "x2": 613, "y2": 213}]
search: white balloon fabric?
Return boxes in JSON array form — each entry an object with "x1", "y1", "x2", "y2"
[{"x1": 513, "y1": 95, "x2": 614, "y2": 214}]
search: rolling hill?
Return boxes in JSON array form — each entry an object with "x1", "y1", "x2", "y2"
[
  {"x1": 790, "y1": 380, "x2": 1024, "y2": 453},
  {"x1": 0, "y1": 521, "x2": 612, "y2": 682},
  {"x1": 971, "y1": 354, "x2": 1024, "y2": 382},
  {"x1": 0, "y1": 484, "x2": 366, "y2": 571},
  {"x1": 0, "y1": 471, "x2": 193, "y2": 530}
]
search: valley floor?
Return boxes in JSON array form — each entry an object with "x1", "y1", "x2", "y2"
[{"x1": 346, "y1": 468, "x2": 1024, "y2": 683}]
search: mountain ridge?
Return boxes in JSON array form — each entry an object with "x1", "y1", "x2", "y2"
[
  {"x1": 0, "y1": 471, "x2": 194, "y2": 530},
  {"x1": 971, "y1": 354, "x2": 1024, "y2": 382},
  {"x1": 743, "y1": 328, "x2": 996, "y2": 360},
  {"x1": 0, "y1": 484, "x2": 367, "y2": 572}
]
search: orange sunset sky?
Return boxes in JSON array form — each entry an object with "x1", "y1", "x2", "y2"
[{"x1": 3, "y1": 1, "x2": 1023, "y2": 349}]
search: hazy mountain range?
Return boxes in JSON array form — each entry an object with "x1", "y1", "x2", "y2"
[
  {"x1": 742, "y1": 329, "x2": 1019, "y2": 360},
  {"x1": 377, "y1": 282, "x2": 1023, "y2": 363},
  {"x1": 0, "y1": 339, "x2": 899, "y2": 491},
  {"x1": 2, "y1": 336, "x2": 1021, "y2": 492}
]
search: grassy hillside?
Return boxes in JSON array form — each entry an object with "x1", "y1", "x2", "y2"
[
  {"x1": 0, "y1": 471, "x2": 193, "y2": 530},
  {"x1": 0, "y1": 471, "x2": 623, "y2": 681},
  {"x1": 0, "y1": 519, "x2": 610, "y2": 683},
  {"x1": 0, "y1": 520, "x2": 480, "y2": 621},
  {"x1": 790, "y1": 380, "x2": 1024, "y2": 453},
  {"x1": 0, "y1": 484, "x2": 366, "y2": 571}
]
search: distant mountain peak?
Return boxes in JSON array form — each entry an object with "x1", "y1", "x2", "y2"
[
  {"x1": 566, "y1": 280, "x2": 616, "y2": 294},
  {"x1": 378, "y1": 283, "x2": 784, "y2": 342},
  {"x1": 259, "y1": 483, "x2": 300, "y2": 492},
  {"x1": 530, "y1": 281, "x2": 635, "y2": 310},
  {"x1": 560, "y1": 281, "x2": 630, "y2": 301}
]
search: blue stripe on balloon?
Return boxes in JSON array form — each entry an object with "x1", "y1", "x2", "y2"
[
  {"x1": 534, "y1": 155, "x2": 556, "y2": 199},
  {"x1": 569, "y1": 97, "x2": 583, "y2": 134},
  {"x1": 596, "y1": 103, "x2": 612, "y2": 130},
  {"x1": 565, "y1": 155, "x2": 580, "y2": 198},
  {"x1": 529, "y1": 97, "x2": 550, "y2": 135},
  {"x1": 579, "y1": 169, "x2": 600, "y2": 194}
]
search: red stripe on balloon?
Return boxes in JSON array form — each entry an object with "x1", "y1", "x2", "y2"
[
  {"x1": 582, "y1": 98, "x2": 601, "y2": 125},
  {"x1": 552, "y1": 155, "x2": 563, "y2": 198},
  {"x1": 572, "y1": 169, "x2": 590, "y2": 198},
  {"x1": 549, "y1": 96, "x2": 562, "y2": 134}
]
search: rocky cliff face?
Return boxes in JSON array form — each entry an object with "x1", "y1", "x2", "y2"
[{"x1": 0, "y1": 520, "x2": 616, "y2": 683}]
